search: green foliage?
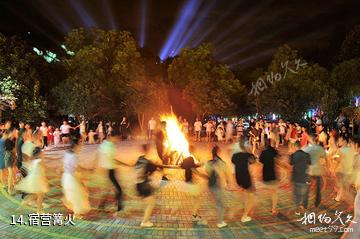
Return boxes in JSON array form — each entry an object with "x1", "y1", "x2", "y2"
[
  {"x1": 0, "y1": 34, "x2": 47, "y2": 122},
  {"x1": 338, "y1": 25, "x2": 360, "y2": 62},
  {"x1": 53, "y1": 28, "x2": 144, "y2": 118},
  {"x1": 168, "y1": 44, "x2": 245, "y2": 116}
]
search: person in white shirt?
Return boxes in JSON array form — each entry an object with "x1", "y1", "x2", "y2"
[
  {"x1": 60, "y1": 121, "x2": 73, "y2": 144},
  {"x1": 203, "y1": 120, "x2": 213, "y2": 142},
  {"x1": 335, "y1": 137, "x2": 355, "y2": 208},
  {"x1": 148, "y1": 117, "x2": 156, "y2": 140},
  {"x1": 39, "y1": 122, "x2": 48, "y2": 148},
  {"x1": 194, "y1": 118, "x2": 202, "y2": 142}
]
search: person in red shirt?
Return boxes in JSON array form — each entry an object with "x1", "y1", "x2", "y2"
[
  {"x1": 300, "y1": 127, "x2": 309, "y2": 148},
  {"x1": 47, "y1": 126, "x2": 54, "y2": 146}
]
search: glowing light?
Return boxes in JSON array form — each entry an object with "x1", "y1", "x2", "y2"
[
  {"x1": 67, "y1": 0, "x2": 97, "y2": 28},
  {"x1": 160, "y1": 114, "x2": 194, "y2": 164},
  {"x1": 170, "y1": 0, "x2": 217, "y2": 57},
  {"x1": 272, "y1": 113, "x2": 276, "y2": 121},
  {"x1": 139, "y1": 0, "x2": 147, "y2": 47},
  {"x1": 159, "y1": 0, "x2": 202, "y2": 60},
  {"x1": 61, "y1": 44, "x2": 75, "y2": 56}
]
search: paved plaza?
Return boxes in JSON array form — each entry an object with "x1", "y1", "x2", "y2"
[{"x1": 0, "y1": 141, "x2": 353, "y2": 239}]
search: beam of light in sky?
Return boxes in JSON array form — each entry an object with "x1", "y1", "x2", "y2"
[
  {"x1": 191, "y1": 0, "x2": 243, "y2": 47},
  {"x1": 159, "y1": 0, "x2": 203, "y2": 60},
  {"x1": 37, "y1": 2, "x2": 71, "y2": 34},
  {"x1": 212, "y1": 0, "x2": 272, "y2": 46},
  {"x1": 102, "y1": 0, "x2": 117, "y2": 29},
  {"x1": 67, "y1": 0, "x2": 97, "y2": 28},
  {"x1": 140, "y1": 0, "x2": 147, "y2": 47},
  {"x1": 3, "y1": 3, "x2": 59, "y2": 44},
  {"x1": 170, "y1": 0, "x2": 217, "y2": 57},
  {"x1": 229, "y1": 48, "x2": 276, "y2": 67}
]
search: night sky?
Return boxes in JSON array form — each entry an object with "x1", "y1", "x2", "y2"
[{"x1": 1, "y1": 0, "x2": 360, "y2": 69}]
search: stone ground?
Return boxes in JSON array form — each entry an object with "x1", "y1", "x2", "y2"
[{"x1": 0, "y1": 140, "x2": 355, "y2": 239}]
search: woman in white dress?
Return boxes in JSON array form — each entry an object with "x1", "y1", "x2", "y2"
[
  {"x1": 15, "y1": 147, "x2": 49, "y2": 213},
  {"x1": 61, "y1": 138, "x2": 90, "y2": 218}
]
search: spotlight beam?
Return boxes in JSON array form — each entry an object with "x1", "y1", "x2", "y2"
[
  {"x1": 67, "y1": 0, "x2": 98, "y2": 28},
  {"x1": 140, "y1": 0, "x2": 147, "y2": 47},
  {"x1": 171, "y1": 0, "x2": 217, "y2": 57},
  {"x1": 159, "y1": 0, "x2": 203, "y2": 60},
  {"x1": 102, "y1": 0, "x2": 117, "y2": 29}
]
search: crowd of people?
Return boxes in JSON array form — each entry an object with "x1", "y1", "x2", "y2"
[{"x1": 0, "y1": 115, "x2": 359, "y2": 238}]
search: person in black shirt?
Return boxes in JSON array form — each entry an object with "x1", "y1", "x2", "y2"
[
  {"x1": 180, "y1": 145, "x2": 208, "y2": 225},
  {"x1": 231, "y1": 139, "x2": 256, "y2": 223},
  {"x1": 259, "y1": 140, "x2": 279, "y2": 215},
  {"x1": 290, "y1": 141, "x2": 311, "y2": 215},
  {"x1": 4, "y1": 130, "x2": 16, "y2": 195},
  {"x1": 135, "y1": 144, "x2": 161, "y2": 228}
]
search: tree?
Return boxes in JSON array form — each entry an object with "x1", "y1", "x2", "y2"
[
  {"x1": 258, "y1": 45, "x2": 327, "y2": 121},
  {"x1": 337, "y1": 25, "x2": 360, "y2": 62},
  {"x1": 0, "y1": 34, "x2": 47, "y2": 123},
  {"x1": 53, "y1": 28, "x2": 144, "y2": 119},
  {"x1": 168, "y1": 44, "x2": 245, "y2": 117}
]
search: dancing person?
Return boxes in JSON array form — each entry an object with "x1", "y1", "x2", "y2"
[
  {"x1": 78, "y1": 120, "x2": 87, "y2": 143},
  {"x1": 16, "y1": 122, "x2": 26, "y2": 170},
  {"x1": 225, "y1": 120, "x2": 234, "y2": 143},
  {"x1": 97, "y1": 121, "x2": 105, "y2": 143},
  {"x1": 215, "y1": 123, "x2": 225, "y2": 143},
  {"x1": 0, "y1": 131, "x2": 8, "y2": 188},
  {"x1": 180, "y1": 146, "x2": 208, "y2": 225},
  {"x1": 97, "y1": 136, "x2": 127, "y2": 216},
  {"x1": 53, "y1": 128, "x2": 61, "y2": 146},
  {"x1": 60, "y1": 121, "x2": 73, "y2": 144},
  {"x1": 135, "y1": 144, "x2": 160, "y2": 227},
  {"x1": 205, "y1": 145, "x2": 229, "y2": 228},
  {"x1": 300, "y1": 126, "x2": 309, "y2": 148},
  {"x1": 303, "y1": 136, "x2": 325, "y2": 208},
  {"x1": 40, "y1": 122, "x2": 48, "y2": 149},
  {"x1": 334, "y1": 137, "x2": 355, "y2": 209},
  {"x1": 259, "y1": 140, "x2": 279, "y2": 215},
  {"x1": 88, "y1": 130, "x2": 96, "y2": 144},
  {"x1": 290, "y1": 141, "x2": 311, "y2": 215},
  {"x1": 317, "y1": 124, "x2": 328, "y2": 148},
  {"x1": 194, "y1": 118, "x2": 202, "y2": 142},
  {"x1": 47, "y1": 126, "x2": 54, "y2": 146},
  {"x1": 15, "y1": 147, "x2": 49, "y2": 213},
  {"x1": 232, "y1": 139, "x2": 256, "y2": 222},
  {"x1": 4, "y1": 130, "x2": 16, "y2": 195},
  {"x1": 61, "y1": 138, "x2": 90, "y2": 218},
  {"x1": 148, "y1": 117, "x2": 156, "y2": 140}
]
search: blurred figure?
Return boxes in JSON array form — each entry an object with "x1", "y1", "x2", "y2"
[
  {"x1": 4, "y1": 130, "x2": 16, "y2": 195},
  {"x1": 225, "y1": 120, "x2": 234, "y2": 143},
  {"x1": 60, "y1": 121, "x2": 73, "y2": 144},
  {"x1": 97, "y1": 121, "x2": 105, "y2": 143},
  {"x1": 53, "y1": 128, "x2": 61, "y2": 146},
  {"x1": 303, "y1": 136, "x2": 325, "y2": 207},
  {"x1": 204, "y1": 120, "x2": 213, "y2": 142},
  {"x1": 120, "y1": 117, "x2": 130, "y2": 140},
  {"x1": 97, "y1": 136, "x2": 125, "y2": 215},
  {"x1": 205, "y1": 145, "x2": 229, "y2": 228},
  {"x1": 0, "y1": 131, "x2": 9, "y2": 188},
  {"x1": 249, "y1": 123, "x2": 260, "y2": 155},
  {"x1": 47, "y1": 126, "x2": 54, "y2": 146},
  {"x1": 259, "y1": 140, "x2": 279, "y2": 215},
  {"x1": 40, "y1": 122, "x2": 48, "y2": 148},
  {"x1": 334, "y1": 137, "x2": 355, "y2": 209},
  {"x1": 194, "y1": 118, "x2": 202, "y2": 142},
  {"x1": 78, "y1": 120, "x2": 87, "y2": 143},
  {"x1": 232, "y1": 140, "x2": 256, "y2": 222},
  {"x1": 148, "y1": 117, "x2": 156, "y2": 140},
  {"x1": 16, "y1": 122, "x2": 26, "y2": 169},
  {"x1": 15, "y1": 147, "x2": 49, "y2": 213},
  {"x1": 61, "y1": 138, "x2": 90, "y2": 218},
  {"x1": 182, "y1": 118, "x2": 189, "y2": 137},
  {"x1": 88, "y1": 130, "x2": 96, "y2": 144},
  {"x1": 135, "y1": 144, "x2": 159, "y2": 227},
  {"x1": 290, "y1": 141, "x2": 311, "y2": 215}
]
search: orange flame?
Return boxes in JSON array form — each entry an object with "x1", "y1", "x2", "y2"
[{"x1": 160, "y1": 114, "x2": 192, "y2": 164}]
